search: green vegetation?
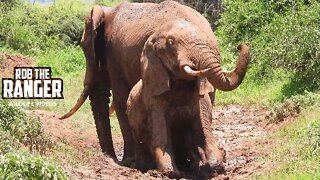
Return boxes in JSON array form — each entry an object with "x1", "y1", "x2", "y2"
[
  {"x1": 0, "y1": 152, "x2": 67, "y2": 179},
  {"x1": 217, "y1": 0, "x2": 320, "y2": 102},
  {"x1": 0, "y1": 0, "x2": 88, "y2": 55},
  {"x1": 215, "y1": 0, "x2": 320, "y2": 178},
  {"x1": 269, "y1": 92, "x2": 320, "y2": 123},
  {"x1": 0, "y1": 100, "x2": 53, "y2": 153},
  {"x1": 260, "y1": 105, "x2": 320, "y2": 179},
  {"x1": 0, "y1": 99, "x2": 67, "y2": 179}
]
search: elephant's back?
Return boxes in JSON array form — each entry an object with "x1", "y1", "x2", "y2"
[
  {"x1": 111, "y1": 1, "x2": 212, "y2": 39},
  {"x1": 108, "y1": 1, "x2": 214, "y2": 87}
]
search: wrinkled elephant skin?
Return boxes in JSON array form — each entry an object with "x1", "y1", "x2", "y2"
[{"x1": 60, "y1": 1, "x2": 250, "y2": 176}]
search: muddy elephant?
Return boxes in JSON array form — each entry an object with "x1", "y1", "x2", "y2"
[
  {"x1": 60, "y1": 0, "x2": 250, "y2": 164},
  {"x1": 126, "y1": 20, "x2": 250, "y2": 175}
]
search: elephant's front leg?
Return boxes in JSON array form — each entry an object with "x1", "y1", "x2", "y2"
[
  {"x1": 149, "y1": 106, "x2": 179, "y2": 176},
  {"x1": 127, "y1": 80, "x2": 155, "y2": 170},
  {"x1": 196, "y1": 94, "x2": 225, "y2": 173}
]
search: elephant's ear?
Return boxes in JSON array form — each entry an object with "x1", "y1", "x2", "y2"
[
  {"x1": 141, "y1": 36, "x2": 170, "y2": 97},
  {"x1": 197, "y1": 77, "x2": 214, "y2": 95},
  {"x1": 81, "y1": 5, "x2": 105, "y2": 85}
]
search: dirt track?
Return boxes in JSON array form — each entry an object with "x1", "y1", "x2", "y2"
[
  {"x1": 0, "y1": 53, "x2": 33, "y2": 78},
  {"x1": 30, "y1": 104, "x2": 276, "y2": 180}
]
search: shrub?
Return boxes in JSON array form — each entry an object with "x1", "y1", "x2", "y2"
[
  {"x1": 0, "y1": 100, "x2": 53, "y2": 154},
  {"x1": 0, "y1": 152, "x2": 67, "y2": 179},
  {"x1": 255, "y1": 2, "x2": 320, "y2": 93},
  {"x1": 36, "y1": 46, "x2": 85, "y2": 75},
  {"x1": 270, "y1": 92, "x2": 320, "y2": 123},
  {"x1": 0, "y1": 130, "x2": 21, "y2": 155},
  {"x1": 0, "y1": 0, "x2": 88, "y2": 55},
  {"x1": 217, "y1": 0, "x2": 320, "y2": 97},
  {"x1": 300, "y1": 122, "x2": 320, "y2": 161}
]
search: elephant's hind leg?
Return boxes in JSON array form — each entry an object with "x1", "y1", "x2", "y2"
[
  {"x1": 112, "y1": 93, "x2": 135, "y2": 164},
  {"x1": 108, "y1": 68, "x2": 135, "y2": 164}
]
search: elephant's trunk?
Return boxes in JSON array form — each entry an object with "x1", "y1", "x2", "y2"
[{"x1": 204, "y1": 43, "x2": 250, "y2": 91}]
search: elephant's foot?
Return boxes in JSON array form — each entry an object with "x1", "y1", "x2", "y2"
[
  {"x1": 202, "y1": 160, "x2": 225, "y2": 173},
  {"x1": 201, "y1": 148, "x2": 226, "y2": 175},
  {"x1": 153, "y1": 148, "x2": 181, "y2": 177},
  {"x1": 135, "y1": 158, "x2": 155, "y2": 172},
  {"x1": 119, "y1": 156, "x2": 135, "y2": 167},
  {"x1": 121, "y1": 136, "x2": 135, "y2": 163},
  {"x1": 120, "y1": 139, "x2": 135, "y2": 166},
  {"x1": 122, "y1": 148, "x2": 135, "y2": 162},
  {"x1": 133, "y1": 142, "x2": 156, "y2": 171}
]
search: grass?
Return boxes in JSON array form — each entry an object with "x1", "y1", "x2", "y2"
[
  {"x1": 254, "y1": 105, "x2": 320, "y2": 179},
  {"x1": 0, "y1": 100, "x2": 68, "y2": 179},
  {"x1": 32, "y1": 47, "x2": 121, "y2": 136},
  {"x1": 216, "y1": 68, "x2": 291, "y2": 106}
]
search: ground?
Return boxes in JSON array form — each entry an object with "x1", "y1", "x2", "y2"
[
  {"x1": 29, "y1": 105, "x2": 277, "y2": 180},
  {"x1": 0, "y1": 53, "x2": 33, "y2": 78}
]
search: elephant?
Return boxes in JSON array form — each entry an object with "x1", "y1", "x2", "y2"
[
  {"x1": 59, "y1": 0, "x2": 250, "y2": 167},
  {"x1": 126, "y1": 20, "x2": 250, "y2": 175}
]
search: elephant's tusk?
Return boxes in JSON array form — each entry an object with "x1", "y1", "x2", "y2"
[
  {"x1": 59, "y1": 85, "x2": 90, "y2": 120},
  {"x1": 183, "y1": 66, "x2": 211, "y2": 77}
]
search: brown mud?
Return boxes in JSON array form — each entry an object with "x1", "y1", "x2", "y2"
[
  {"x1": 31, "y1": 105, "x2": 277, "y2": 180},
  {"x1": 0, "y1": 53, "x2": 33, "y2": 78}
]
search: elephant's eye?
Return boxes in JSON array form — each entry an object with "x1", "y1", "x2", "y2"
[{"x1": 167, "y1": 38, "x2": 174, "y2": 47}]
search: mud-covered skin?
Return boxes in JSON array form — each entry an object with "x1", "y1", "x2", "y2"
[
  {"x1": 127, "y1": 79, "x2": 224, "y2": 176},
  {"x1": 92, "y1": 1, "x2": 215, "y2": 161},
  {"x1": 64, "y1": 0, "x2": 250, "y2": 171},
  {"x1": 126, "y1": 20, "x2": 249, "y2": 176}
]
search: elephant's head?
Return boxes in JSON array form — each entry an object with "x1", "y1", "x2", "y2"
[
  {"x1": 60, "y1": 5, "x2": 106, "y2": 119},
  {"x1": 140, "y1": 20, "x2": 250, "y2": 97}
]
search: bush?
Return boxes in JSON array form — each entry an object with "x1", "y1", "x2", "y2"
[
  {"x1": 0, "y1": 0, "x2": 88, "y2": 55},
  {"x1": 217, "y1": 0, "x2": 320, "y2": 97},
  {"x1": 0, "y1": 100, "x2": 53, "y2": 154},
  {"x1": 0, "y1": 130, "x2": 21, "y2": 155},
  {"x1": 270, "y1": 92, "x2": 320, "y2": 123},
  {"x1": 36, "y1": 46, "x2": 85, "y2": 75},
  {"x1": 0, "y1": 152, "x2": 67, "y2": 179},
  {"x1": 301, "y1": 122, "x2": 320, "y2": 161},
  {"x1": 255, "y1": 2, "x2": 320, "y2": 93}
]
